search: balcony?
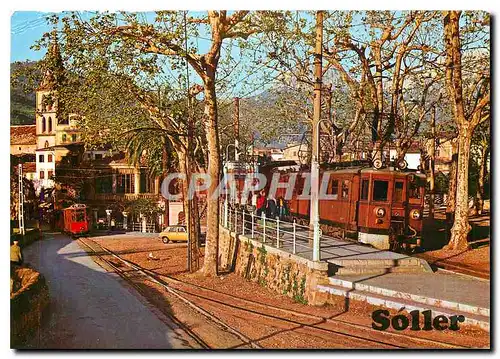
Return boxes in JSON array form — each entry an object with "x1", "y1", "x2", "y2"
[{"x1": 93, "y1": 193, "x2": 161, "y2": 202}]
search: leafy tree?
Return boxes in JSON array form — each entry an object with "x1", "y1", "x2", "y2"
[{"x1": 442, "y1": 11, "x2": 490, "y2": 250}]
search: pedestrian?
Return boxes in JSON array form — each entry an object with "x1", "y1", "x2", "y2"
[
  {"x1": 10, "y1": 239, "x2": 23, "y2": 275},
  {"x1": 266, "y1": 195, "x2": 277, "y2": 218},
  {"x1": 278, "y1": 197, "x2": 286, "y2": 218},
  {"x1": 111, "y1": 218, "x2": 116, "y2": 231},
  {"x1": 256, "y1": 190, "x2": 266, "y2": 216}
]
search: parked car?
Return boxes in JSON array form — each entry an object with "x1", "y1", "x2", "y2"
[
  {"x1": 159, "y1": 225, "x2": 206, "y2": 245},
  {"x1": 159, "y1": 225, "x2": 188, "y2": 243}
]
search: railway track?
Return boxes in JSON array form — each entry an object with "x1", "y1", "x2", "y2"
[
  {"x1": 79, "y1": 237, "x2": 471, "y2": 349},
  {"x1": 78, "y1": 238, "x2": 258, "y2": 349}
]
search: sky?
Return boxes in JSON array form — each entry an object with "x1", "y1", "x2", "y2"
[
  {"x1": 10, "y1": 10, "x2": 276, "y2": 100},
  {"x1": 11, "y1": 11, "x2": 52, "y2": 62}
]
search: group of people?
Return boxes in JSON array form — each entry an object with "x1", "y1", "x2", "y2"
[{"x1": 254, "y1": 190, "x2": 288, "y2": 219}]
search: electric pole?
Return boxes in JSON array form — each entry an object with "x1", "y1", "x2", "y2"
[
  {"x1": 429, "y1": 105, "x2": 436, "y2": 219},
  {"x1": 310, "y1": 10, "x2": 323, "y2": 261},
  {"x1": 234, "y1": 97, "x2": 240, "y2": 162},
  {"x1": 18, "y1": 164, "x2": 25, "y2": 236}
]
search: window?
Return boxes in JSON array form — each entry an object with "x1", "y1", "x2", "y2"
[
  {"x1": 42, "y1": 117, "x2": 46, "y2": 133},
  {"x1": 341, "y1": 180, "x2": 349, "y2": 199},
  {"x1": 18, "y1": 147, "x2": 21, "y2": 151},
  {"x1": 75, "y1": 210, "x2": 85, "y2": 222},
  {"x1": 39, "y1": 154, "x2": 44, "y2": 163},
  {"x1": 327, "y1": 179, "x2": 339, "y2": 199},
  {"x1": 409, "y1": 181, "x2": 421, "y2": 199},
  {"x1": 116, "y1": 173, "x2": 135, "y2": 194},
  {"x1": 48, "y1": 117, "x2": 52, "y2": 132},
  {"x1": 71, "y1": 134, "x2": 77, "y2": 142},
  {"x1": 48, "y1": 170, "x2": 54, "y2": 179},
  {"x1": 94, "y1": 153, "x2": 103, "y2": 160},
  {"x1": 394, "y1": 181, "x2": 404, "y2": 202},
  {"x1": 62, "y1": 134, "x2": 67, "y2": 143},
  {"x1": 39, "y1": 171, "x2": 45, "y2": 179},
  {"x1": 140, "y1": 172, "x2": 154, "y2": 193},
  {"x1": 373, "y1": 180, "x2": 389, "y2": 201},
  {"x1": 48, "y1": 154, "x2": 53, "y2": 162},
  {"x1": 361, "y1": 179, "x2": 369, "y2": 200}
]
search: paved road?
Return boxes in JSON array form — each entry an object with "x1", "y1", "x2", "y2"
[{"x1": 23, "y1": 233, "x2": 193, "y2": 349}]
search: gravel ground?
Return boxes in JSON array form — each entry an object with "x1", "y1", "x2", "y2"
[
  {"x1": 419, "y1": 246, "x2": 490, "y2": 276},
  {"x1": 88, "y1": 234, "x2": 490, "y2": 349}
]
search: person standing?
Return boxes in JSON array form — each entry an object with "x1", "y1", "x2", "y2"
[
  {"x1": 266, "y1": 195, "x2": 277, "y2": 219},
  {"x1": 10, "y1": 239, "x2": 23, "y2": 274},
  {"x1": 278, "y1": 197, "x2": 286, "y2": 218},
  {"x1": 256, "y1": 190, "x2": 266, "y2": 216}
]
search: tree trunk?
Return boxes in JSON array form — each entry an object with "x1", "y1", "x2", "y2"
[
  {"x1": 446, "y1": 130, "x2": 472, "y2": 250},
  {"x1": 200, "y1": 75, "x2": 220, "y2": 276},
  {"x1": 428, "y1": 155, "x2": 436, "y2": 220},
  {"x1": 445, "y1": 138, "x2": 458, "y2": 223},
  {"x1": 162, "y1": 144, "x2": 169, "y2": 227},
  {"x1": 178, "y1": 148, "x2": 201, "y2": 272},
  {"x1": 474, "y1": 143, "x2": 489, "y2": 215}
]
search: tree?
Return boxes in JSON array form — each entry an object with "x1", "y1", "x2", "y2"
[
  {"x1": 442, "y1": 11, "x2": 490, "y2": 250},
  {"x1": 323, "y1": 11, "x2": 439, "y2": 163},
  {"x1": 34, "y1": 11, "x2": 281, "y2": 275},
  {"x1": 471, "y1": 121, "x2": 490, "y2": 215}
]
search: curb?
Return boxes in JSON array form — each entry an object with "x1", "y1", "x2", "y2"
[{"x1": 328, "y1": 277, "x2": 489, "y2": 317}]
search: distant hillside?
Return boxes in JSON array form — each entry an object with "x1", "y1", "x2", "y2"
[{"x1": 11, "y1": 61, "x2": 37, "y2": 125}]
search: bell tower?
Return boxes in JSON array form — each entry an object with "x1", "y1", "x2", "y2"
[{"x1": 36, "y1": 30, "x2": 63, "y2": 150}]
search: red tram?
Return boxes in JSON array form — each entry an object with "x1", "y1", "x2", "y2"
[
  {"x1": 264, "y1": 162, "x2": 426, "y2": 251},
  {"x1": 62, "y1": 204, "x2": 89, "y2": 237}
]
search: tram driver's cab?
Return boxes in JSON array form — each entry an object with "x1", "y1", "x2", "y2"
[{"x1": 357, "y1": 169, "x2": 425, "y2": 251}]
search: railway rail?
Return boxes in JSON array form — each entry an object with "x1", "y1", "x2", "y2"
[{"x1": 79, "y1": 237, "x2": 472, "y2": 349}]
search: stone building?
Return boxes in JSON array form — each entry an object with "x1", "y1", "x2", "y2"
[{"x1": 10, "y1": 125, "x2": 37, "y2": 155}]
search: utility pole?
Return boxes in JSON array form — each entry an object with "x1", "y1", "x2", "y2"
[
  {"x1": 428, "y1": 105, "x2": 436, "y2": 219},
  {"x1": 310, "y1": 10, "x2": 323, "y2": 262},
  {"x1": 234, "y1": 97, "x2": 240, "y2": 162},
  {"x1": 18, "y1": 164, "x2": 25, "y2": 236}
]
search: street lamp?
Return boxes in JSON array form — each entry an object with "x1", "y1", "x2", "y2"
[
  {"x1": 122, "y1": 211, "x2": 128, "y2": 230},
  {"x1": 105, "y1": 209, "x2": 112, "y2": 231}
]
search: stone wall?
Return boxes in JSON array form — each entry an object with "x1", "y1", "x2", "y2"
[
  {"x1": 11, "y1": 267, "x2": 49, "y2": 348},
  {"x1": 219, "y1": 226, "x2": 329, "y2": 305}
]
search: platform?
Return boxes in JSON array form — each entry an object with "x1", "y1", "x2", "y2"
[
  {"x1": 274, "y1": 227, "x2": 431, "y2": 275},
  {"x1": 317, "y1": 271, "x2": 490, "y2": 331}
]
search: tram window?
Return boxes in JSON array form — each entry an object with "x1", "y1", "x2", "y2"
[
  {"x1": 409, "y1": 181, "x2": 421, "y2": 199},
  {"x1": 328, "y1": 179, "x2": 339, "y2": 199},
  {"x1": 361, "y1": 179, "x2": 369, "y2": 200},
  {"x1": 394, "y1": 181, "x2": 404, "y2": 202},
  {"x1": 373, "y1": 180, "x2": 389, "y2": 201},
  {"x1": 75, "y1": 210, "x2": 85, "y2": 222},
  {"x1": 341, "y1": 180, "x2": 349, "y2": 199}
]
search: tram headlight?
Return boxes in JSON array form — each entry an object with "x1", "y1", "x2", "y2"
[
  {"x1": 374, "y1": 207, "x2": 386, "y2": 218},
  {"x1": 410, "y1": 209, "x2": 421, "y2": 220}
]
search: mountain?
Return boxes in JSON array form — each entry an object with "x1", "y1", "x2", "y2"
[{"x1": 11, "y1": 61, "x2": 37, "y2": 125}]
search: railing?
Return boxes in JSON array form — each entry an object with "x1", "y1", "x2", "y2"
[
  {"x1": 129, "y1": 222, "x2": 158, "y2": 233},
  {"x1": 220, "y1": 201, "x2": 315, "y2": 259},
  {"x1": 93, "y1": 193, "x2": 160, "y2": 202}
]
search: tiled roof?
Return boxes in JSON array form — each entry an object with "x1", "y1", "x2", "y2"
[
  {"x1": 11, "y1": 125, "x2": 36, "y2": 145},
  {"x1": 22, "y1": 162, "x2": 36, "y2": 173}
]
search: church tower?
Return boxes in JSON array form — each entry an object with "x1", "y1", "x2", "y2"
[{"x1": 36, "y1": 30, "x2": 64, "y2": 150}]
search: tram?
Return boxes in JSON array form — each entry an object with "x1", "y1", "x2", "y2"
[
  {"x1": 263, "y1": 161, "x2": 426, "y2": 252},
  {"x1": 62, "y1": 203, "x2": 90, "y2": 237}
]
